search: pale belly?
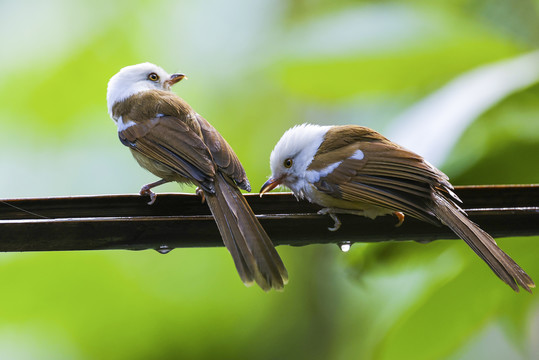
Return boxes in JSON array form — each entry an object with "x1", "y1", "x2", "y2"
[{"x1": 131, "y1": 149, "x2": 190, "y2": 184}]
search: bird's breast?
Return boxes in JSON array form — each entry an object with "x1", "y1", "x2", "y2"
[{"x1": 130, "y1": 149, "x2": 188, "y2": 183}]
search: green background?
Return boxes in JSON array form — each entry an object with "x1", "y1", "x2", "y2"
[{"x1": 1, "y1": 0, "x2": 538, "y2": 359}]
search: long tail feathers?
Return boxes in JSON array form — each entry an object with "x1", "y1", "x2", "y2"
[
  {"x1": 205, "y1": 173, "x2": 288, "y2": 291},
  {"x1": 432, "y1": 194, "x2": 535, "y2": 293}
]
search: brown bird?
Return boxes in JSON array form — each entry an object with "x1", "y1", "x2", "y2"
[
  {"x1": 107, "y1": 63, "x2": 287, "y2": 291},
  {"x1": 260, "y1": 123, "x2": 534, "y2": 292}
]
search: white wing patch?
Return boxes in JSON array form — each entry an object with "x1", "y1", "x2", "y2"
[
  {"x1": 305, "y1": 161, "x2": 342, "y2": 183},
  {"x1": 116, "y1": 116, "x2": 136, "y2": 131},
  {"x1": 349, "y1": 149, "x2": 364, "y2": 160}
]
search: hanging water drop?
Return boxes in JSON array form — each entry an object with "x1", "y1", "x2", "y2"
[
  {"x1": 156, "y1": 245, "x2": 173, "y2": 254},
  {"x1": 338, "y1": 241, "x2": 351, "y2": 253}
]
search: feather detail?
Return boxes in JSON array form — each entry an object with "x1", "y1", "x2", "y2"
[
  {"x1": 206, "y1": 173, "x2": 288, "y2": 291},
  {"x1": 431, "y1": 193, "x2": 535, "y2": 292},
  {"x1": 196, "y1": 114, "x2": 251, "y2": 191}
]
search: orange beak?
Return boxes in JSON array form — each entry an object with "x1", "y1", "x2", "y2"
[
  {"x1": 259, "y1": 177, "x2": 281, "y2": 197},
  {"x1": 165, "y1": 73, "x2": 187, "y2": 87}
]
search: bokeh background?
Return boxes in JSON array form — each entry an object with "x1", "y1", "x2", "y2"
[{"x1": 1, "y1": 0, "x2": 539, "y2": 359}]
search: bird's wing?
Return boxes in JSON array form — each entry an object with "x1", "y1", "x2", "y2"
[
  {"x1": 119, "y1": 115, "x2": 217, "y2": 192},
  {"x1": 195, "y1": 114, "x2": 251, "y2": 192},
  {"x1": 309, "y1": 126, "x2": 456, "y2": 224}
]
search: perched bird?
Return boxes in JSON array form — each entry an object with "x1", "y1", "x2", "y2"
[
  {"x1": 260, "y1": 123, "x2": 534, "y2": 292},
  {"x1": 107, "y1": 63, "x2": 287, "y2": 291}
]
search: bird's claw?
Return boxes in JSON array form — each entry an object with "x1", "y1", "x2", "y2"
[
  {"x1": 139, "y1": 179, "x2": 170, "y2": 205},
  {"x1": 394, "y1": 211, "x2": 405, "y2": 227},
  {"x1": 318, "y1": 208, "x2": 342, "y2": 232},
  {"x1": 328, "y1": 213, "x2": 342, "y2": 231},
  {"x1": 195, "y1": 187, "x2": 206, "y2": 204},
  {"x1": 140, "y1": 186, "x2": 157, "y2": 205}
]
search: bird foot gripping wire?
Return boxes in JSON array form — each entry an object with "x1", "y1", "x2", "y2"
[
  {"x1": 394, "y1": 211, "x2": 405, "y2": 227},
  {"x1": 319, "y1": 208, "x2": 386, "y2": 231},
  {"x1": 139, "y1": 179, "x2": 170, "y2": 205},
  {"x1": 195, "y1": 187, "x2": 206, "y2": 204},
  {"x1": 318, "y1": 208, "x2": 342, "y2": 231},
  {"x1": 317, "y1": 208, "x2": 356, "y2": 231},
  {"x1": 140, "y1": 186, "x2": 158, "y2": 205},
  {"x1": 319, "y1": 208, "x2": 406, "y2": 231}
]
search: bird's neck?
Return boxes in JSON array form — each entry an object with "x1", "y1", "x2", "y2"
[{"x1": 110, "y1": 90, "x2": 194, "y2": 123}]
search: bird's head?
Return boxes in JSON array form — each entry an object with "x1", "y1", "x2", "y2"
[
  {"x1": 260, "y1": 123, "x2": 331, "y2": 197},
  {"x1": 107, "y1": 62, "x2": 186, "y2": 115}
]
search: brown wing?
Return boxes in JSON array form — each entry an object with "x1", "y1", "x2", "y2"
[
  {"x1": 195, "y1": 114, "x2": 251, "y2": 192},
  {"x1": 311, "y1": 126, "x2": 457, "y2": 225},
  {"x1": 119, "y1": 115, "x2": 217, "y2": 192}
]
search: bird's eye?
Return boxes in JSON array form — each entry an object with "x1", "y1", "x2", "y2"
[
  {"x1": 148, "y1": 73, "x2": 159, "y2": 81},
  {"x1": 283, "y1": 158, "x2": 293, "y2": 168}
]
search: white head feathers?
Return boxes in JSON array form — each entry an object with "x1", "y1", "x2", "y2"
[
  {"x1": 269, "y1": 123, "x2": 330, "y2": 194},
  {"x1": 106, "y1": 62, "x2": 172, "y2": 116}
]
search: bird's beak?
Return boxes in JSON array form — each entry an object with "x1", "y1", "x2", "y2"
[
  {"x1": 166, "y1": 73, "x2": 187, "y2": 87},
  {"x1": 259, "y1": 177, "x2": 281, "y2": 197}
]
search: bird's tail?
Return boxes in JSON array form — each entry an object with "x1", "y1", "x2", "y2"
[
  {"x1": 431, "y1": 193, "x2": 534, "y2": 292},
  {"x1": 205, "y1": 173, "x2": 288, "y2": 291}
]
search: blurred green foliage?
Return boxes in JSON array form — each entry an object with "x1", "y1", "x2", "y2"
[{"x1": 0, "y1": 0, "x2": 538, "y2": 359}]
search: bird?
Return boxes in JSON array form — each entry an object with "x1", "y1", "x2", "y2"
[
  {"x1": 106, "y1": 62, "x2": 287, "y2": 291},
  {"x1": 260, "y1": 123, "x2": 535, "y2": 292}
]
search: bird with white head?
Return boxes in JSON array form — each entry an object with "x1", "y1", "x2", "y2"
[
  {"x1": 107, "y1": 63, "x2": 288, "y2": 291},
  {"x1": 261, "y1": 123, "x2": 534, "y2": 293}
]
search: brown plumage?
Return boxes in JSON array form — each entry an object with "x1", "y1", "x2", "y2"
[
  {"x1": 108, "y1": 65, "x2": 287, "y2": 291},
  {"x1": 263, "y1": 123, "x2": 534, "y2": 292}
]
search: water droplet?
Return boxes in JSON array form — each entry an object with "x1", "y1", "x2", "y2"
[
  {"x1": 156, "y1": 245, "x2": 173, "y2": 255},
  {"x1": 338, "y1": 241, "x2": 351, "y2": 253}
]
